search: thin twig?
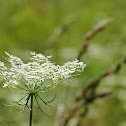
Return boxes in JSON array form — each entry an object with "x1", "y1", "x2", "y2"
[
  {"x1": 96, "y1": 88, "x2": 113, "y2": 98},
  {"x1": 77, "y1": 18, "x2": 112, "y2": 60},
  {"x1": 45, "y1": 16, "x2": 77, "y2": 48}
]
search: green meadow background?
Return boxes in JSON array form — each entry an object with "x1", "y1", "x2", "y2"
[{"x1": 0, "y1": 0, "x2": 126, "y2": 126}]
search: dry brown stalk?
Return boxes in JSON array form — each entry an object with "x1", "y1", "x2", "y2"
[
  {"x1": 59, "y1": 55, "x2": 126, "y2": 126},
  {"x1": 76, "y1": 89, "x2": 113, "y2": 126},
  {"x1": 59, "y1": 89, "x2": 113, "y2": 126},
  {"x1": 59, "y1": 101, "x2": 85, "y2": 126},
  {"x1": 45, "y1": 16, "x2": 77, "y2": 48},
  {"x1": 77, "y1": 18, "x2": 112, "y2": 60},
  {"x1": 76, "y1": 55, "x2": 126, "y2": 101}
]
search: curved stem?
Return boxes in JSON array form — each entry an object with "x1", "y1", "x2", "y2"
[{"x1": 29, "y1": 93, "x2": 33, "y2": 126}]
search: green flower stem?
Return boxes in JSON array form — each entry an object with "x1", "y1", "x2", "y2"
[{"x1": 29, "y1": 93, "x2": 33, "y2": 126}]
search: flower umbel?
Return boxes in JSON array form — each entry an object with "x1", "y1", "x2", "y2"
[
  {"x1": 0, "y1": 51, "x2": 86, "y2": 123},
  {"x1": 0, "y1": 52, "x2": 86, "y2": 91}
]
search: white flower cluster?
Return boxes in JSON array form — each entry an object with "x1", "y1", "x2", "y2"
[{"x1": 0, "y1": 52, "x2": 86, "y2": 91}]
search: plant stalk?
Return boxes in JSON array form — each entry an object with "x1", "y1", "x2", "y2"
[{"x1": 29, "y1": 93, "x2": 33, "y2": 126}]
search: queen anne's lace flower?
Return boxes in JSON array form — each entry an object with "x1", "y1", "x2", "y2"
[{"x1": 0, "y1": 52, "x2": 86, "y2": 92}]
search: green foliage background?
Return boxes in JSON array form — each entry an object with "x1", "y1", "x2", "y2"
[{"x1": 0, "y1": 0, "x2": 126, "y2": 126}]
